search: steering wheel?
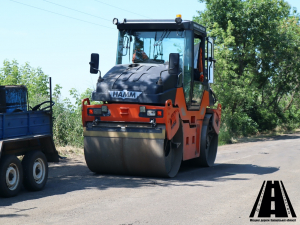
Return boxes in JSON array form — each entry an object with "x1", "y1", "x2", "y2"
[{"x1": 31, "y1": 101, "x2": 55, "y2": 111}]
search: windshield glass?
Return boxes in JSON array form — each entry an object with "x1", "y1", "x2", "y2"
[{"x1": 116, "y1": 30, "x2": 186, "y2": 67}]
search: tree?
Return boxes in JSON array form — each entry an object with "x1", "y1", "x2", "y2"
[
  {"x1": 52, "y1": 86, "x2": 97, "y2": 147},
  {"x1": 0, "y1": 60, "x2": 49, "y2": 106},
  {"x1": 194, "y1": 0, "x2": 300, "y2": 141}
]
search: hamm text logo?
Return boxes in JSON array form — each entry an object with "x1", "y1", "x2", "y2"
[{"x1": 109, "y1": 90, "x2": 142, "y2": 99}]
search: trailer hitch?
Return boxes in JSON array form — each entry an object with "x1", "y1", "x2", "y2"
[
  {"x1": 150, "y1": 118, "x2": 156, "y2": 127},
  {"x1": 92, "y1": 118, "x2": 101, "y2": 126}
]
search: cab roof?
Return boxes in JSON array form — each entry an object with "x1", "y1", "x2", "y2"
[{"x1": 116, "y1": 19, "x2": 206, "y2": 36}]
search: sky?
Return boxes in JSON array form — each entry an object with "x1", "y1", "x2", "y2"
[{"x1": 1, "y1": 0, "x2": 300, "y2": 101}]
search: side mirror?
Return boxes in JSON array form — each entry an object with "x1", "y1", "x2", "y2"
[
  {"x1": 89, "y1": 53, "x2": 99, "y2": 74},
  {"x1": 168, "y1": 53, "x2": 179, "y2": 75},
  {"x1": 207, "y1": 37, "x2": 215, "y2": 83}
]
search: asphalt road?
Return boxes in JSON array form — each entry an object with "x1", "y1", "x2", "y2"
[{"x1": 1, "y1": 134, "x2": 299, "y2": 225}]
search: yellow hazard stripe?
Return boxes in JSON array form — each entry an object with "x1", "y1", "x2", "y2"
[{"x1": 83, "y1": 127, "x2": 165, "y2": 139}]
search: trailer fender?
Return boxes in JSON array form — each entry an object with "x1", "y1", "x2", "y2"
[
  {"x1": 39, "y1": 136, "x2": 59, "y2": 162},
  {"x1": 0, "y1": 136, "x2": 59, "y2": 163}
]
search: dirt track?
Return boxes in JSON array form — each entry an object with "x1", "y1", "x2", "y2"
[{"x1": 0, "y1": 134, "x2": 299, "y2": 225}]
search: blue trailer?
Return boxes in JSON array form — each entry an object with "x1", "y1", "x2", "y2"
[{"x1": 0, "y1": 80, "x2": 59, "y2": 197}]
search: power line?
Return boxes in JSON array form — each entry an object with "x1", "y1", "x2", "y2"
[
  {"x1": 43, "y1": 0, "x2": 111, "y2": 22},
  {"x1": 94, "y1": 0, "x2": 152, "y2": 19},
  {"x1": 10, "y1": 0, "x2": 115, "y2": 30}
]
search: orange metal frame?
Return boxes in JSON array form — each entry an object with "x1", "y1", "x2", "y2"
[{"x1": 82, "y1": 87, "x2": 221, "y2": 161}]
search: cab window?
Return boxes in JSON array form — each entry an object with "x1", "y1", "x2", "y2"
[
  {"x1": 190, "y1": 35, "x2": 205, "y2": 109},
  {"x1": 182, "y1": 31, "x2": 193, "y2": 106}
]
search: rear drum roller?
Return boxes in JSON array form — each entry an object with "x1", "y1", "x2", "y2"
[
  {"x1": 198, "y1": 115, "x2": 218, "y2": 167},
  {"x1": 22, "y1": 151, "x2": 48, "y2": 191},
  {"x1": 0, "y1": 155, "x2": 23, "y2": 198}
]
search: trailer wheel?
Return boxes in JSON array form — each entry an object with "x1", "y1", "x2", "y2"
[
  {"x1": 198, "y1": 115, "x2": 218, "y2": 167},
  {"x1": 0, "y1": 155, "x2": 23, "y2": 198},
  {"x1": 22, "y1": 151, "x2": 48, "y2": 191}
]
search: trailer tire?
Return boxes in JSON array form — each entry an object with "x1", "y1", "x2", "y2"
[
  {"x1": 0, "y1": 155, "x2": 23, "y2": 198},
  {"x1": 22, "y1": 151, "x2": 48, "y2": 191}
]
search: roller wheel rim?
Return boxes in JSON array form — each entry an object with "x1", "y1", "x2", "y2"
[
  {"x1": 6, "y1": 163, "x2": 20, "y2": 191},
  {"x1": 33, "y1": 158, "x2": 46, "y2": 184}
]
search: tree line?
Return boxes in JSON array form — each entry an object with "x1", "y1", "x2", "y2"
[{"x1": 194, "y1": 0, "x2": 300, "y2": 143}]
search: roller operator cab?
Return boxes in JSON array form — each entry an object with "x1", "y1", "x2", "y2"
[{"x1": 82, "y1": 16, "x2": 222, "y2": 177}]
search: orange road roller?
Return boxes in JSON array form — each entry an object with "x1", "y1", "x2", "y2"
[{"x1": 82, "y1": 15, "x2": 221, "y2": 177}]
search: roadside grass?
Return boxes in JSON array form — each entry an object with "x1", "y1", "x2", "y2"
[
  {"x1": 219, "y1": 128, "x2": 300, "y2": 146},
  {"x1": 56, "y1": 146, "x2": 84, "y2": 157}
]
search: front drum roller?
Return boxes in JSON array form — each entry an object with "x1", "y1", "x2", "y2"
[{"x1": 84, "y1": 123, "x2": 183, "y2": 178}]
